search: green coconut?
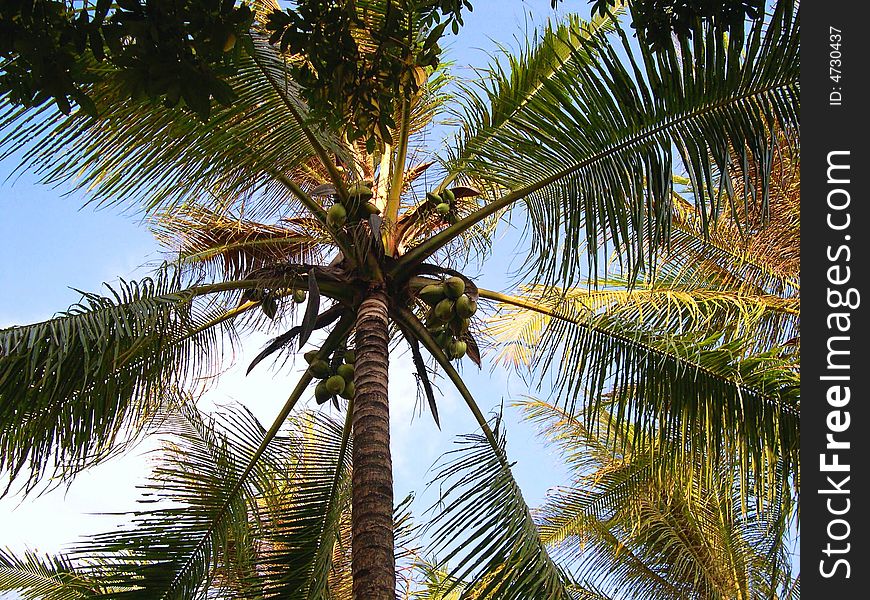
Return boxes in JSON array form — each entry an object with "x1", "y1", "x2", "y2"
[
  {"x1": 326, "y1": 203, "x2": 348, "y2": 229},
  {"x1": 293, "y1": 289, "x2": 307, "y2": 303},
  {"x1": 304, "y1": 350, "x2": 319, "y2": 364},
  {"x1": 337, "y1": 363, "x2": 355, "y2": 381},
  {"x1": 348, "y1": 182, "x2": 374, "y2": 202},
  {"x1": 310, "y1": 360, "x2": 331, "y2": 379},
  {"x1": 339, "y1": 381, "x2": 355, "y2": 400},
  {"x1": 426, "y1": 192, "x2": 442, "y2": 205},
  {"x1": 442, "y1": 188, "x2": 455, "y2": 203},
  {"x1": 434, "y1": 298, "x2": 455, "y2": 322},
  {"x1": 325, "y1": 375, "x2": 347, "y2": 395},
  {"x1": 419, "y1": 283, "x2": 446, "y2": 305},
  {"x1": 343, "y1": 350, "x2": 356, "y2": 364},
  {"x1": 448, "y1": 339, "x2": 467, "y2": 359},
  {"x1": 455, "y1": 294, "x2": 475, "y2": 317},
  {"x1": 435, "y1": 330, "x2": 452, "y2": 348},
  {"x1": 435, "y1": 203, "x2": 450, "y2": 216},
  {"x1": 445, "y1": 276, "x2": 466, "y2": 299},
  {"x1": 363, "y1": 201, "x2": 381, "y2": 215},
  {"x1": 314, "y1": 381, "x2": 331, "y2": 404}
]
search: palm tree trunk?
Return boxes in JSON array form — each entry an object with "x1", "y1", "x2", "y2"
[{"x1": 352, "y1": 287, "x2": 395, "y2": 599}]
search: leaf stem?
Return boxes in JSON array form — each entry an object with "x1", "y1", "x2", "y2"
[
  {"x1": 392, "y1": 306, "x2": 504, "y2": 467},
  {"x1": 385, "y1": 96, "x2": 412, "y2": 228}
]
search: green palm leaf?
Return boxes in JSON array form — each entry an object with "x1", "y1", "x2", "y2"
[
  {"x1": 481, "y1": 288, "x2": 799, "y2": 495},
  {"x1": 62, "y1": 315, "x2": 352, "y2": 599},
  {"x1": 237, "y1": 408, "x2": 352, "y2": 599},
  {"x1": 74, "y1": 402, "x2": 282, "y2": 599},
  {"x1": 400, "y1": 2, "x2": 798, "y2": 285},
  {"x1": 0, "y1": 548, "x2": 100, "y2": 599},
  {"x1": 522, "y1": 399, "x2": 797, "y2": 600},
  {"x1": 488, "y1": 283, "x2": 798, "y2": 368},
  {"x1": 443, "y1": 10, "x2": 619, "y2": 191},
  {"x1": 426, "y1": 415, "x2": 572, "y2": 600},
  {"x1": 0, "y1": 33, "x2": 345, "y2": 220},
  {"x1": 0, "y1": 270, "x2": 233, "y2": 493}
]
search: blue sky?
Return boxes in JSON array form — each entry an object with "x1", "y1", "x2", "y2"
[{"x1": 0, "y1": 0, "x2": 578, "y2": 561}]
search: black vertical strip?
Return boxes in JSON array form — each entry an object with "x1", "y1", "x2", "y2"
[{"x1": 802, "y1": 1, "x2": 870, "y2": 595}]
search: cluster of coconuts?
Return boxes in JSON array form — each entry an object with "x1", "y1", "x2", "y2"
[
  {"x1": 418, "y1": 276, "x2": 477, "y2": 360},
  {"x1": 326, "y1": 182, "x2": 381, "y2": 230},
  {"x1": 243, "y1": 287, "x2": 306, "y2": 319},
  {"x1": 425, "y1": 188, "x2": 456, "y2": 221},
  {"x1": 306, "y1": 347, "x2": 356, "y2": 404}
]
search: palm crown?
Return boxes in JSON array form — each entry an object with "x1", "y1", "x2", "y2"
[{"x1": 0, "y1": 0, "x2": 799, "y2": 598}]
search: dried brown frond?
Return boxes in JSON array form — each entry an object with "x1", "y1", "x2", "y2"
[{"x1": 153, "y1": 205, "x2": 328, "y2": 279}]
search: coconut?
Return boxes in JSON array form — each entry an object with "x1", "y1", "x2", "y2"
[
  {"x1": 442, "y1": 188, "x2": 456, "y2": 203},
  {"x1": 347, "y1": 182, "x2": 374, "y2": 202},
  {"x1": 310, "y1": 360, "x2": 331, "y2": 379},
  {"x1": 455, "y1": 294, "x2": 475, "y2": 317},
  {"x1": 293, "y1": 289, "x2": 307, "y2": 303},
  {"x1": 337, "y1": 363, "x2": 355, "y2": 381},
  {"x1": 363, "y1": 201, "x2": 381, "y2": 215},
  {"x1": 419, "y1": 283, "x2": 447, "y2": 305},
  {"x1": 325, "y1": 375, "x2": 347, "y2": 395},
  {"x1": 435, "y1": 203, "x2": 450, "y2": 215},
  {"x1": 435, "y1": 330, "x2": 452, "y2": 348},
  {"x1": 451, "y1": 317, "x2": 470, "y2": 335},
  {"x1": 223, "y1": 33, "x2": 237, "y2": 52},
  {"x1": 426, "y1": 192, "x2": 442, "y2": 205},
  {"x1": 445, "y1": 276, "x2": 466, "y2": 299},
  {"x1": 314, "y1": 381, "x2": 331, "y2": 404},
  {"x1": 304, "y1": 350, "x2": 319, "y2": 364},
  {"x1": 343, "y1": 350, "x2": 356, "y2": 364},
  {"x1": 434, "y1": 298, "x2": 455, "y2": 322},
  {"x1": 326, "y1": 203, "x2": 347, "y2": 229},
  {"x1": 449, "y1": 340, "x2": 467, "y2": 359},
  {"x1": 339, "y1": 381, "x2": 355, "y2": 399}
]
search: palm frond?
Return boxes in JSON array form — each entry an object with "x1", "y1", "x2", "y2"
[
  {"x1": 151, "y1": 205, "x2": 329, "y2": 280},
  {"x1": 0, "y1": 548, "x2": 100, "y2": 599},
  {"x1": 426, "y1": 413, "x2": 572, "y2": 600},
  {"x1": 480, "y1": 288, "x2": 799, "y2": 497},
  {"x1": 443, "y1": 8, "x2": 618, "y2": 177},
  {"x1": 407, "y1": 2, "x2": 798, "y2": 286},
  {"x1": 65, "y1": 315, "x2": 353, "y2": 599},
  {"x1": 70, "y1": 402, "x2": 299, "y2": 599},
  {"x1": 664, "y1": 138, "x2": 801, "y2": 298},
  {"x1": 0, "y1": 33, "x2": 346, "y2": 221},
  {"x1": 0, "y1": 270, "x2": 234, "y2": 493},
  {"x1": 237, "y1": 409, "x2": 352, "y2": 599},
  {"x1": 522, "y1": 399, "x2": 797, "y2": 600},
  {"x1": 675, "y1": 134, "x2": 800, "y2": 282},
  {"x1": 488, "y1": 283, "x2": 798, "y2": 366}
]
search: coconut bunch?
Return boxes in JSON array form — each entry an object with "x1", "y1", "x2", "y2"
[
  {"x1": 326, "y1": 181, "x2": 381, "y2": 230},
  {"x1": 305, "y1": 346, "x2": 356, "y2": 405},
  {"x1": 418, "y1": 276, "x2": 477, "y2": 360},
  {"x1": 425, "y1": 188, "x2": 456, "y2": 222},
  {"x1": 242, "y1": 286, "x2": 307, "y2": 320}
]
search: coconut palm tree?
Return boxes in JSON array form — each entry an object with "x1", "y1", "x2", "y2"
[
  {"x1": 465, "y1": 143, "x2": 800, "y2": 599},
  {"x1": 0, "y1": 0, "x2": 799, "y2": 597},
  {"x1": 486, "y1": 137, "x2": 801, "y2": 500},
  {"x1": 517, "y1": 398, "x2": 799, "y2": 600}
]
